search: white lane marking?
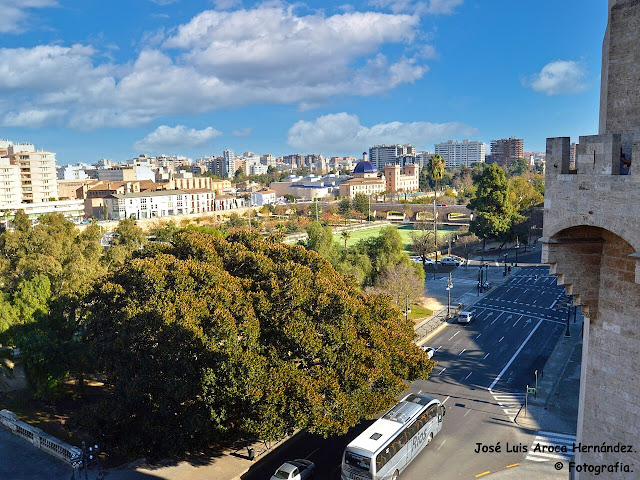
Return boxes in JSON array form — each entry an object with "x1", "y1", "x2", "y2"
[
  {"x1": 549, "y1": 298, "x2": 559, "y2": 309},
  {"x1": 442, "y1": 395, "x2": 450, "y2": 404},
  {"x1": 459, "y1": 349, "x2": 466, "y2": 355},
  {"x1": 488, "y1": 319, "x2": 543, "y2": 391},
  {"x1": 464, "y1": 372, "x2": 472, "y2": 380},
  {"x1": 464, "y1": 409, "x2": 471, "y2": 417},
  {"x1": 498, "y1": 336, "x2": 504, "y2": 342},
  {"x1": 436, "y1": 346, "x2": 442, "y2": 351},
  {"x1": 438, "y1": 368, "x2": 446, "y2": 375},
  {"x1": 305, "y1": 448, "x2": 319, "y2": 459},
  {"x1": 513, "y1": 319, "x2": 519, "y2": 327},
  {"x1": 448, "y1": 332, "x2": 459, "y2": 341},
  {"x1": 417, "y1": 389, "x2": 422, "y2": 393},
  {"x1": 437, "y1": 439, "x2": 447, "y2": 451},
  {"x1": 475, "y1": 334, "x2": 482, "y2": 339},
  {"x1": 483, "y1": 352, "x2": 490, "y2": 359}
]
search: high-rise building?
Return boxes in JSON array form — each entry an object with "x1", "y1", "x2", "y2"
[
  {"x1": 488, "y1": 137, "x2": 523, "y2": 167},
  {"x1": 0, "y1": 157, "x2": 22, "y2": 207},
  {"x1": 368, "y1": 144, "x2": 415, "y2": 171},
  {"x1": 434, "y1": 140, "x2": 485, "y2": 168},
  {"x1": 4, "y1": 145, "x2": 58, "y2": 203},
  {"x1": 222, "y1": 149, "x2": 235, "y2": 178},
  {"x1": 261, "y1": 154, "x2": 276, "y2": 167}
]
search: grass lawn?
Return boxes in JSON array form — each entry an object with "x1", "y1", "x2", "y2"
[
  {"x1": 335, "y1": 224, "x2": 462, "y2": 254},
  {"x1": 408, "y1": 303, "x2": 433, "y2": 321}
]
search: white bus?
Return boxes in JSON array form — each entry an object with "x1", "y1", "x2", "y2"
[{"x1": 341, "y1": 393, "x2": 445, "y2": 480}]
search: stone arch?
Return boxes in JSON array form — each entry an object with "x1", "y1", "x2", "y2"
[
  {"x1": 544, "y1": 215, "x2": 640, "y2": 254},
  {"x1": 543, "y1": 224, "x2": 638, "y2": 322}
]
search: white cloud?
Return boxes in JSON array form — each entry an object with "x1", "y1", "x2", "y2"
[
  {"x1": 0, "y1": 4, "x2": 431, "y2": 129},
  {"x1": 523, "y1": 60, "x2": 588, "y2": 96},
  {"x1": 232, "y1": 127, "x2": 253, "y2": 137},
  {"x1": 369, "y1": 0, "x2": 463, "y2": 15},
  {"x1": 287, "y1": 113, "x2": 479, "y2": 153},
  {"x1": 0, "y1": 0, "x2": 58, "y2": 33},
  {"x1": 133, "y1": 125, "x2": 223, "y2": 152},
  {"x1": 2, "y1": 109, "x2": 66, "y2": 128}
]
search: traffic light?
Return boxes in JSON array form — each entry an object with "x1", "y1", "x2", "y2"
[{"x1": 534, "y1": 274, "x2": 538, "y2": 281}]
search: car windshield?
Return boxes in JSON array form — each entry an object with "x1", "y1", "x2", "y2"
[{"x1": 273, "y1": 470, "x2": 290, "y2": 479}]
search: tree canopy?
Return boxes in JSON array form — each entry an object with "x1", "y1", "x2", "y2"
[
  {"x1": 81, "y1": 231, "x2": 433, "y2": 458},
  {"x1": 467, "y1": 164, "x2": 521, "y2": 243}
]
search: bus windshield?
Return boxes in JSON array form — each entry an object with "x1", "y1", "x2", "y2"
[{"x1": 344, "y1": 450, "x2": 371, "y2": 471}]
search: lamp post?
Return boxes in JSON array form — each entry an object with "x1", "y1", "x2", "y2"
[
  {"x1": 74, "y1": 441, "x2": 103, "y2": 480},
  {"x1": 565, "y1": 300, "x2": 571, "y2": 337},
  {"x1": 404, "y1": 295, "x2": 411, "y2": 321},
  {"x1": 446, "y1": 273, "x2": 453, "y2": 317},
  {"x1": 504, "y1": 253, "x2": 508, "y2": 276},
  {"x1": 515, "y1": 237, "x2": 520, "y2": 266}
]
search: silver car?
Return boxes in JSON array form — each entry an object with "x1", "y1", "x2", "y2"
[{"x1": 271, "y1": 459, "x2": 316, "y2": 480}]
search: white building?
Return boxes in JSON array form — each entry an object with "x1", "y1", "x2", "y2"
[
  {"x1": 3, "y1": 149, "x2": 58, "y2": 203},
  {"x1": 223, "y1": 149, "x2": 235, "y2": 178},
  {"x1": 58, "y1": 163, "x2": 91, "y2": 180},
  {"x1": 0, "y1": 199, "x2": 85, "y2": 228},
  {"x1": 249, "y1": 163, "x2": 268, "y2": 175},
  {"x1": 0, "y1": 157, "x2": 22, "y2": 208},
  {"x1": 250, "y1": 189, "x2": 277, "y2": 206},
  {"x1": 435, "y1": 140, "x2": 485, "y2": 168},
  {"x1": 105, "y1": 190, "x2": 191, "y2": 220}
]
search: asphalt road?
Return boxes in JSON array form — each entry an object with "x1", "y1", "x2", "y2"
[{"x1": 241, "y1": 264, "x2": 577, "y2": 480}]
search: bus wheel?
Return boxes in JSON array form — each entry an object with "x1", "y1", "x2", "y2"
[
  {"x1": 426, "y1": 432, "x2": 434, "y2": 446},
  {"x1": 392, "y1": 470, "x2": 399, "y2": 480}
]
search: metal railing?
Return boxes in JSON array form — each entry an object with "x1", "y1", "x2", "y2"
[{"x1": 0, "y1": 409, "x2": 82, "y2": 467}]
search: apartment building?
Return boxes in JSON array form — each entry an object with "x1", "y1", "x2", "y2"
[
  {"x1": 368, "y1": 144, "x2": 415, "y2": 171},
  {"x1": 435, "y1": 140, "x2": 485, "y2": 167},
  {"x1": 105, "y1": 190, "x2": 191, "y2": 220},
  {"x1": 0, "y1": 157, "x2": 22, "y2": 208},
  {"x1": 3, "y1": 147, "x2": 58, "y2": 203},
  {"x1": 488, "y1": 137, "x2": 523, "y2": 167}
]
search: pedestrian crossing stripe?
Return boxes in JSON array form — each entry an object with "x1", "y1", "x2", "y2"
[
  {"x1": 524, "y1": 432, "x2": 576, "y2": 463},
  {"x1": 490, "y1": 392, "x2": 525, "y2": 422}
]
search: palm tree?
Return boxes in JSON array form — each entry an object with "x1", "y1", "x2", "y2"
[
  {"x1": 427, "y1": 154, "x2": 445, "y2": 265},
  {"x1": 341, "y1": 230, "x2": 351, "y2": 249}
]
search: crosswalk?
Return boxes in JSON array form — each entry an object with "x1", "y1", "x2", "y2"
[
  {"x1": 491, "y1": 391, "x2": 525, "y2": 422},
  {"x1": 525, "y1": 431, "x2": 576, "y2": 463}
]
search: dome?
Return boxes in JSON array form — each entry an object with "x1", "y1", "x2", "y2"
[{"x1": 353, "y1": 161, "x2": 376, "y2": 174}]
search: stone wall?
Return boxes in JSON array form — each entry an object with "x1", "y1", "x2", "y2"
[
  {"x1": 542, "y1": 136, "x2": 640, "y2": 478},
  {"x1": 599, "y1": 0, "x2": 640, "y2": 157}
]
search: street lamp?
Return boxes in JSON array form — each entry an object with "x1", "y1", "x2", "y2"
[
  {"x1": 446, "y1": 273, "x2": 453, "y2": 317},
  {"x1": 565, "y1": 299, "x2": 572, "y2": 337},
  {"x1": 404, "y1": 295, "x2": 411, "y2": 321},
  {"x1": 504, "y1": 253, "x2": 508, "y2": 276},
  {"x1": 74, "y1": 441, "x2": 104, "y2": 480}
]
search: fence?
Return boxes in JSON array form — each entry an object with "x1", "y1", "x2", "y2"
[
  {"x1": 414, "y1": 303, "x2": 463, "y2": 343},
  {"x1": 0, "y1": 409, "x2": 82, "y2": 467}
]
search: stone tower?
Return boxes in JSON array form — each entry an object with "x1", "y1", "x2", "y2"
[
  {"x1": 542, "y1": 1, "x2": 640, "y2": 478},
  {"x1": 599, "y1": 0, "x2": 640, "y2": 156}
]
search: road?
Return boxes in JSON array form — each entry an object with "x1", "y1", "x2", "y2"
[{"x1": 242, "y1": 265, "x2": 578, "y2": 480}]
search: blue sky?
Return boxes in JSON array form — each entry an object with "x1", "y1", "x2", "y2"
[{"x1": 0, "y1": 0, "x2": 607, "y2": 165}]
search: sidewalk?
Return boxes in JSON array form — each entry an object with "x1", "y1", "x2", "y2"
[{"x1": 514, "y1": 318, "x2": 583, "y2": 435}]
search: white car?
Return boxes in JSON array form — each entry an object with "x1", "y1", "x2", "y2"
[
  {"x1": 420, "y1": 346, "x2": 435, "y2": 359},
  {"x1": 271, "y1": 459, "x2": 316, "y2": 480},
  {"x1": 440, "y1": 256, "x2": 461, "y2": 266}
]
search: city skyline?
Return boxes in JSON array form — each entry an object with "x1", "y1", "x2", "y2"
[{"x1": 1, "y1": 1, "x2": 606, "y2": 164}]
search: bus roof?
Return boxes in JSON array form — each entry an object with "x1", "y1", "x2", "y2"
[{"x1": 346, "y1": 393, "x2": 438, "y2": 455}]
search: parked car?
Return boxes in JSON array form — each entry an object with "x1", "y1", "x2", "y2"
[
  {"x1": 440, "y1": 256, "x2": 461, "y2": 266},
  {"x1": 271, "y1": 459, "x2": 316, "y2": 480},
  {"x1": 458, "y1": 311, "x2": 474, "y2": 324},
  {"x1": 420, "y1": 346, "x2": 436, "y2": 359}
]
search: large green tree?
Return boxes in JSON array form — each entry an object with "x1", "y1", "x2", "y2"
[
  {"x1": 81, "y1": 231, "x2": 432, "y2": 458},
  {"x1": 467, "y1": 164, "x2": 520, "y2": 246}
]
